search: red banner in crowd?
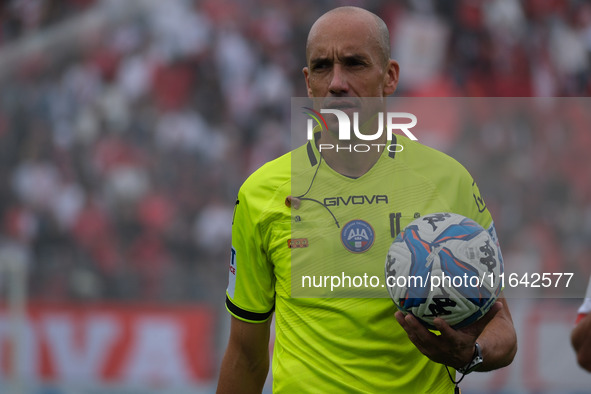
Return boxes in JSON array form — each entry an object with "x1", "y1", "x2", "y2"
[{"x1": 0, "y1": 303, "x2": 216, "y2": 386}]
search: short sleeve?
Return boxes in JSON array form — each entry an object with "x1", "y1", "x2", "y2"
[
  {"x1": 225, "y1": 185, "x2": 275, "y2": 323},
  {"x1": 456, "y1": 174, "x2": 493, "y2": 231},
  {"x1": 448, "y1": 169, "x2": 503, "y2": 271}
]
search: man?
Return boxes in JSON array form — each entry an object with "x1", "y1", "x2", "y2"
[
  {"x1": 217, "y1": 6, "x2": 517, "y2": 393},
  {"x1": 571, "y1": 275, "x2": 591, "y2": 372}
]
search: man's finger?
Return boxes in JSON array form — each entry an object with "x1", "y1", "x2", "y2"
[
  {"x1": 404, "y1": 313, "x2": 425, "y2": 331},
  {"x1": 432, "y1": 317, "x2": 455, "y2": 337},
  {"x1": 394, "y1": 311, "x2": 407, "y2": 328}
]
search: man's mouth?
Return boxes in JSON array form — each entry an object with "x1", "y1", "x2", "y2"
[{"x1": 323, "y1": 99, "x2": 360, "y2": 111}]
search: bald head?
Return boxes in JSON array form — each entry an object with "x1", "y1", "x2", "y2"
[{"x1": 306, "y1": 7, "x2": 391, "y2": 66}]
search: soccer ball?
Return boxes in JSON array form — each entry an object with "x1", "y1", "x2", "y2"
[{"x1": 384, "y1": 212, "x2": 503, "y2": 329}]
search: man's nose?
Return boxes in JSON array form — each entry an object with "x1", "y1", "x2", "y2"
[{"x1": 328, "y1": 64, "x2": 349, "y2": 95}]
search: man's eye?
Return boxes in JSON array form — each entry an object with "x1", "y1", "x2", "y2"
[
  {"x1": 312, "y1": 63, "x2": 330, "y2": 71},
  {"x1": 346, "y1": 59, "x2": 366, "y2": 67}
]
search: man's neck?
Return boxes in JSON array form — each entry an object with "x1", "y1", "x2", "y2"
[{"x1": 316, "y1": 133, "x2": 387, "y2": 178}]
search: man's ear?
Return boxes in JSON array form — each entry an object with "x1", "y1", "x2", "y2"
[
  {"x1": 303, "y1": 66, "x2": 313, "y2": 98},
  {"x1": 383, "y1": 60, "x2": 400, "y2": 96}
]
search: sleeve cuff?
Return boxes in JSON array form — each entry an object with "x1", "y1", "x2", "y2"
[{"x1": 225, "y1": 295, "x2": 274, "y2": 323}]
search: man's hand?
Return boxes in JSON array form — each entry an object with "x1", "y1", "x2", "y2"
[
  {"x1": 395, "y1": 301, "x2": 506, "y2": 370},
  {"x1": 572, "y1": 312, "x2": 591, "y2": 372}
]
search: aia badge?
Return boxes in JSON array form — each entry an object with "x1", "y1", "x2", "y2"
[{"x1": 341, "y1": 219, "x2": 375, "y2": 253}]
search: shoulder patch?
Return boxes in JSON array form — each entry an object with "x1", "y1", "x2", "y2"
[
  {"x1": 472, "y1": 181, "x2": 487, "y2": 213},
  {"x1": 227, "y1": 246, "x2": 237, "y2": 297}
]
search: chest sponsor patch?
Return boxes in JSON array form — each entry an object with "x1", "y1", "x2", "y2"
[{"x1": 341, "y1": 219, "x2": 375, "y2": 253}]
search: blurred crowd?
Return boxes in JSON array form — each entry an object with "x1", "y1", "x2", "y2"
[
  {"x1": 0, "y1": 0, "x2": 590, "y2": 303},
  {"x1": 0, "y1": 0, "x2": 97, "y2": 44}
]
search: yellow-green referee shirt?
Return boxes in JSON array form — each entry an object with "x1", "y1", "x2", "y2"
[{"x1": 226, "y1": 134, "x2": 498, "y2": 393}]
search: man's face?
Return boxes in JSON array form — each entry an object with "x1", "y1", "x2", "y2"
[
  {"x1": 303, "y1": 13, "x2": 398, "y2": 100},
  {"x1": 303, "y1": 11, "x2": 399, "y2": 135}
]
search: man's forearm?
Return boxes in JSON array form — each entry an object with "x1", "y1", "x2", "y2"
[
  {"x1": 217, "y1": 344, "x2": 269, "y2": 393},
  {"x1": 475, "y1": 298, "x2": 517, "y2": 372},
  {"x1": 217, "y1": 317, "x2": 271, "y2": 393}
]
